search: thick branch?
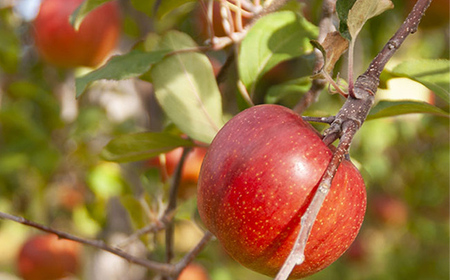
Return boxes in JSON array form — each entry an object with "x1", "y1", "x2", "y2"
[
  {"x1": 326, "y1": 0, "x2": 432, "y2": 143},
  {"x1": 277, "y1": 0, "x2": 433, "y2": 279}
]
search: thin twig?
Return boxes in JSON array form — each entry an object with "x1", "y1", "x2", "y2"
[
  {"x1": 165, "y1": 147, "x2": 192, "y2": 263},
  {"x1": 277, "y1": 0, "x2": 432, "y2": 279},
  {"x1": 302, "y1": 116, "x2": 335, "y2": 124},
  {"x1": 118, "y1": 210, "x2": 175, "y2": 247},
  {"x1": 173, "y1": 231, "x2": 214, "y2": 277}
]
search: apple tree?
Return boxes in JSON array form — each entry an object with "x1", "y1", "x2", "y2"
[{"x1": 0, "y1": 0, "x2": 448, "y2": 279}]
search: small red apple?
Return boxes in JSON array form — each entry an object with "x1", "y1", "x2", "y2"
[
  {"x1": 178, "y1": 263, "x2": 210, "y2": 280},
  {"x1": 371, "y1": 194, "x2": 408, "y2": 226},
  {"x1": 197, "y1": 104, "x2": 366, "y2": 278},
  {"x1": 17, "y1": 234, "x2": 81, "y2": 280},
  {"x1": 148, "y1": 147, "x2": 207, "y2": 199},
  {"x1": 32, "y1": 0, "x2": 121, "y2": 68}
]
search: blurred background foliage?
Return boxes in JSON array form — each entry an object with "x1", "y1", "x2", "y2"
[{"x1": 0, "y1": 0, "x2": 448, "y2": 279}]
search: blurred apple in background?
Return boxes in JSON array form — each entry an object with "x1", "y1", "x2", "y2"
[
  {"x1": 178, "y1": 263, "x2": 210, "y2": 280},
  {"x1": 371, "y1": 194, "x2": 409, "y2": 226},
  {"x1": 32, "y1": 0, "x2": 121, "y2": 68},
  {"x1": 148, "y1": 147, "x2": 208, "y2": 200},
  {"x1": 17, "y1": 234, "x2": 81, "y2": 280}
]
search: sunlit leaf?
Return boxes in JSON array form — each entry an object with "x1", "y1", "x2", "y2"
[
  {"x1": 75, "y1": 49, "x2": 169, "y2": 97},
  {"x1": 336, "y1": 0, "x2": 357, "y2": 40},
  {"x1": 151, "y1": 31, "x2": 225, "y2": 144},
  {"x1": 238, "y1": 11, "x2": 318, "y2": 95},
  {"x1": 70, "y1": 0, "x2": 112, "y2": 30},
  {"x1": 389, "y1": 59, "x2": 450, "y2": 103},
  {"x1": 367, "y1": 100, "x2": 449, "y2": 120},
  {"x1": 347, "y1": 0, "x2": 394, "y2": 40},
  {"x1": 101, "y1": 132, "x2": 195, "y2": 162}
]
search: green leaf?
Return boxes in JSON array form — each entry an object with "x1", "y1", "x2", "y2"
[
  {"x1": 156, "y1": 0, "x2": 197, "y2": 19},
  {"x1": 265, "y1": 77, "x2": 311, "y2": 104},
  {"x1": 101, "y1": 132, "x2": 195, "y2": 162},
  {"x1": 70, "y1": 0, "x2": 113, "y2": 30},
  {"x1": 130, "y1": 0, "x2": 156, "y2": 17},
  {"x1": 238, "y1": 11, "x2": 318, "y2": 95},
  {"x1": 120, "y1": 195, "x2": 147, "y2": 230},
  {"x1": 389, "y1": 59, "x2": 450, "y2": 103},
  {"x1": 150, "y1": 31, "x2": 225, "y2": 144},
  {"x1": 347, "y1": 0, "x2": 394, "y2": 40},
  {"x1": 87, "y1": 162, "x2": 124, "y2": 198},
  {"x1": 75, "y1": 49, "x2": 169, "y2": 97},
  {"x1": 336, "y1": 0, "x2": 357, "y2": 40},
  {"x1": 0, "y1": 28, "x2": 20, "y2": 73},
  {"x1": 367, "y1": 100, "x2": 449, "y2": 120}
]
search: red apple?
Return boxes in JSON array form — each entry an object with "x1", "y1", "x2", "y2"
[
  {"x1": 17, "y1": 234, "x2": 81, "y2": 280},
  {"x1": 197, "y1": 104, "x2": 366, "y2": 278},
  {"x1": 178, "y1": 263, "x2": 210, "y2": 280},
  {"x1": 32, "y1": 0, "x2": 121, "y2": 68},
  {"x1": 148, "y1": 147, "x2": 208, "y2": 199},
  {"x1": 371, "y1": 194, "x2": 408, "y2": 226}
]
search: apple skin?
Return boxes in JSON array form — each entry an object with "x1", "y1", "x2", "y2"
[
  {"x1": 178, "y1": 263, "x2": 210, "y2": 280},
  {"x1": 197, "y1": 104, "x2": 366, "y2": 278},
  {"x1": 17, "y1": 234, "x2": 81, "y2": 280},
  {"x1": 32, "y1": 0, "x2": 121, "y2": 68}
]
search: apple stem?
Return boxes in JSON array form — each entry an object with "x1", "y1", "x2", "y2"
[{"x1": 278, "y1": 0, "x2": 432, "y2": 278}]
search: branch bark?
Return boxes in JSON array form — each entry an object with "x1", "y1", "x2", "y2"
[{"x1": 276, "y1": 0, "x2": 433, "y2": 279}]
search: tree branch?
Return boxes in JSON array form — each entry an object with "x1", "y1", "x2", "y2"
[
  {"x1": 172, "y1": 231, "x2": 214, "y2": 279},
  {"x1": 0, "y1": 211, "x2": 175, "y2": 275},
  {"x1": 277, "y1": 0, "x2": 433, "y2": 279},
  {"x1": 165, "y1": 147, "x2": 192, "y2": 264},
  {"x1": 0, "y1": 211, "x2": 214, "y2": 278}
]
